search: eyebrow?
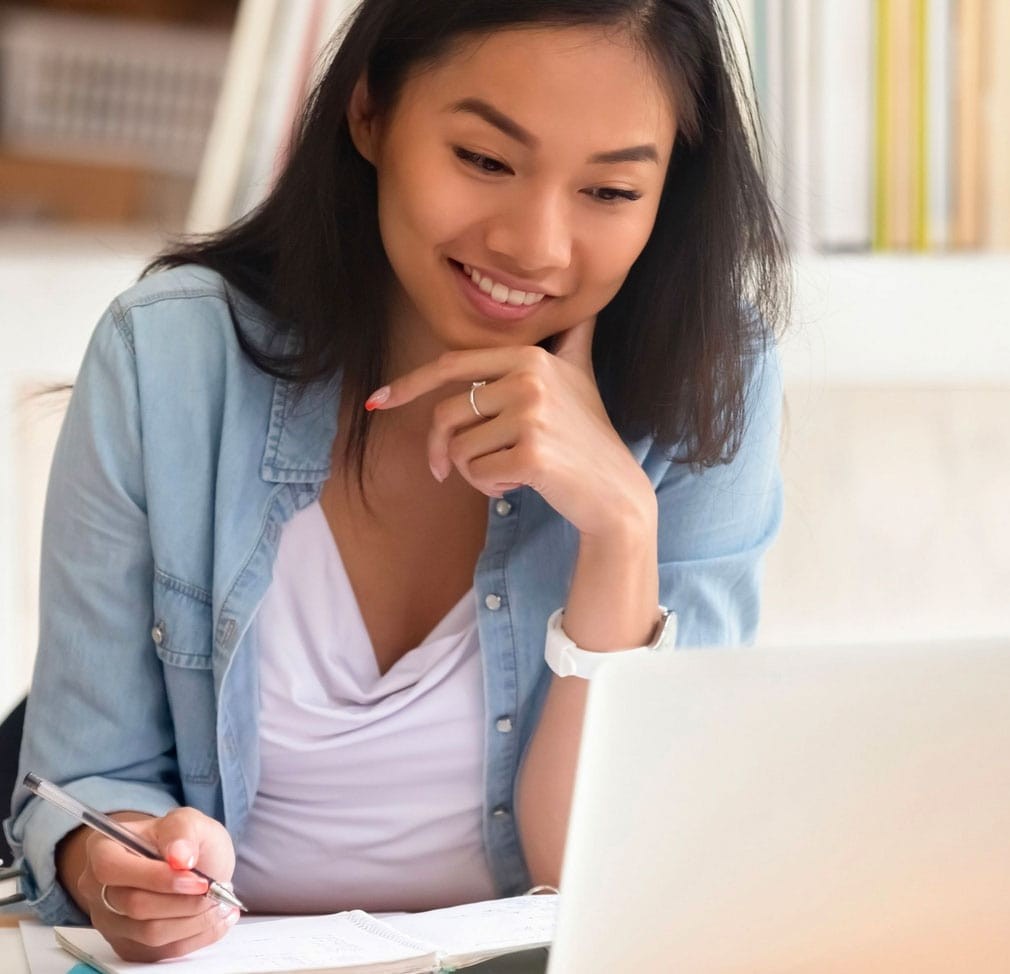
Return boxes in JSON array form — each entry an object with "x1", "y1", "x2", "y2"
[{"x1": 448, "y1": 97, "x2": 659, "y2": 165}]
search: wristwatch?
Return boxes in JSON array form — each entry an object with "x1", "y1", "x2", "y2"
[{"x1": 544, "y1": 606, "x2": 677, "y2": 679}]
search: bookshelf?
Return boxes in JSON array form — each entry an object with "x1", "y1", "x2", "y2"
[{"x1": 0, "y1": 0, "x2": 238, "y2": 227}]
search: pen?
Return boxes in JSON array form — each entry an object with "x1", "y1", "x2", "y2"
[{"x1": 23, "y1": 772, "x2": 246, "y2": 912}]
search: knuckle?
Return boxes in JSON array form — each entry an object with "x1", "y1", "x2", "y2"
[
  {"x1": 158, "y1": 936, "x2": 204, "y2": 961},
  {"x1": 138, "y1": 918, "x2": 176, "y2": 948},
  {"x1": 166, "y1": 806, "x2": 201, "y2": 828},
  {"x1": 522, "y1": 345, "x2": 549, "y2": 370},
  {"x1": 110, "y1": 939, "x2": 159, "y2": 964},
  {"x1": 116, "y1": 888, "x2": 144, "y2": 919},
  {"x1": 432, "y1": 398, "x2": 454, "y2": 430},
  {"x1": 517, "y1": 369, "x2": 547, "y2": 402}
]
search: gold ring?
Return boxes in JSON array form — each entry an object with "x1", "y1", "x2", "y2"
[{"x1": 469, "y1": 380, "x2": 489, "y2": 419}]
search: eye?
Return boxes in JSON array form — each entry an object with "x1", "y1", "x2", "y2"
[
  {"x1": 584, "y1": 187, "x2": 643, "y2": 204},
  {"x1": 454, "y1": 147, "x2": 513, "y2": 175}
]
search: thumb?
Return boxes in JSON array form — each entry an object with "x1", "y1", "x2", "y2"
[
  {"x1": 152, "y1": 809, "x2": 204, "y2": 872},
  {"x1": 551, "y1": 316, "x2": 596, "y2": 374}
]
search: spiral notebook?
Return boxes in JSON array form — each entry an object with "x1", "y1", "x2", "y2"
[{"x1": 54, "y1": 894, "x2": 556, "y2": 974}]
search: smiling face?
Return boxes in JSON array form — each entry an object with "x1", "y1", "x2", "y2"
[{"x1": 350, "y1": 25, "x2": 677, "y2": 369}]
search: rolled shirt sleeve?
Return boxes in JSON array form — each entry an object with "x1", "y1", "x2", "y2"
[{"x1": 652, "y1": 341, "x2": 784, "y2": 647}]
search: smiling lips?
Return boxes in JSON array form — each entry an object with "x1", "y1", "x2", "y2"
[{"x1": 462, "y1": 263, "x2": 547, "y2": 307}]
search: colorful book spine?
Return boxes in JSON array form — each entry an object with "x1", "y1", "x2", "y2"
[
  {"x1": 926, "y1": 0, "x2": 952, "y2": 249},
  {"x1": 984, "y1": 0, "x2": 1010, "y2": 248},
  {"x1": 952, "y1": 0, "x2": 984, "y2": 248}
]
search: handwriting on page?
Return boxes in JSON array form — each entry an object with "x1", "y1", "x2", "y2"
[{"x1": 383, "y1": 895, "x2": 558, "y2": 957}]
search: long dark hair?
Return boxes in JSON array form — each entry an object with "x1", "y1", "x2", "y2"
[{"x1": 146, "y1": 0, "x2": 788, "y2": 477}]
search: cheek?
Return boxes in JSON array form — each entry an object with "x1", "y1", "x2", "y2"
[
  {"x1": 375, "y1": 151, "x2": 474, "y2": 265},
  {"x1": 583, "y1": 216, "x2": 657, "y2": 295}
]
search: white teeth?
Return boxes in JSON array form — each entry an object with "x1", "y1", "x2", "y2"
[{"x1": 466, "y1": 265, "x2": 546, "y2": 307}]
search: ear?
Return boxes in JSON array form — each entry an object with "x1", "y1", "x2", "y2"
[{"x1": 347, "y1": 74, "x2": 380, "y2": 164}]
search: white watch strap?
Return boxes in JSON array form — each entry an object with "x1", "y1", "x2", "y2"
[{"x1": 544, "y1": 606, "x2": 676, "y2": 679}]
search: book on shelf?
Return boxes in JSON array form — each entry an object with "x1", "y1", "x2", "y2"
[
  {"x1": 54, "y1": 893, "x2": 557, "y2": 974},
  {"x1": 782, "y1": 0, "x2": 814, "y2": 253},
  {"x1": 188, "y1": 0, "x2": 355, "y2": 233},
  {"x1": 926, "y1": 0, "x2": 953, "y2": 249},
  {"x1": 814, "y1": 0, "x2": 873, "y2": 251},
  {"x1": 983, "y1": 0, "x2": 1010, "y2": 248},
  {"x1": 874, "y1": 0, "x2": 927, "y2": 251},
  {"x1": 951, "y1": 0, "x2": 983, "y2": 248}
]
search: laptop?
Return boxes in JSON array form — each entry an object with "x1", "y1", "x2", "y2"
[{"x1": 547, "y1": 639, "x2": 1010, "y2": 973}]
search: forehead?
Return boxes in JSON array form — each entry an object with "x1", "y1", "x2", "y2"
[{"x1": 395, "y1": 25, "x2": 677, "y2": 158}]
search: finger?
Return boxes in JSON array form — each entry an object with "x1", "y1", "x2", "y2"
[
  {"x1": 469, "y1": 448, "x2": 533, "y2": 496},
  {"x1": 365, "y1": 346, "x2": 544, "y2": 411},
  {"x1": 443, "y1": 416, "x2": 523, "y2": 493},
  {"x1": 427, "y1": 384, "x2": 505, "y2": 481},
  {"x1": 550, "y1": 316, "x2": 596, "y2": 373},
  {"x1": 88, "y1": 832, "x2": 200, "y2": 897},
  {"x1": 96, "y1": 883, "x2": 216, "y2": 922},
  {"x1": 151, "y1": 808, "x2": 205, "y2": 871},
  {"x1": 152, "y1": 807, "x2": 236, "y2": 883},
  {"x1": 105, "y1": 900, "x2": 239, "y2": 961}
]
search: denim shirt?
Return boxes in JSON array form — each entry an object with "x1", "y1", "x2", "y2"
[{"x1": 5, "y1": 264, "x2": 783, "y2": 925}]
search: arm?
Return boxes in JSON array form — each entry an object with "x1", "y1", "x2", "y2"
[
  {"x1": 516, "y1": 479, "x2": 659, "y2": 887},
  {"x1": 5, "y1": 306, "x2": 237, "y2": 961},
  {"x1": 6, "y1": 306, "x2": 181, "y2": 925},
  {"x1": 517, "y1": 344, "x2": 784, "y2": 886},
  {"x1": 363, "y1": 323, "x2": 783, "y2": 890}
]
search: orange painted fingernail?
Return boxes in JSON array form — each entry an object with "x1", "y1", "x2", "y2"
[
  {"x1": 166, "y1": 840, "x2": 196, "y2": 870},
  {"x1": 364, "y1": 386, "x2": 390, "y2": 410}
]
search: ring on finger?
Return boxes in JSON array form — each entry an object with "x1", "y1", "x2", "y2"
[
  {"x1": 469, "y1": 380, "x2": 489, "y2": 420},
  {"x1": 100, "y1": 883, "x2": 129, "y2": 917}
]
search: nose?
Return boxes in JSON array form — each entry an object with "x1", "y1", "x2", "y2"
[{"x1": 483, "y1": 187, "x2": 572, "y2": 274}]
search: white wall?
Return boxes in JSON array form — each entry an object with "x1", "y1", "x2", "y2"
[{"x1": 0, "y1": 226, "x2": 155, "y2": 718}]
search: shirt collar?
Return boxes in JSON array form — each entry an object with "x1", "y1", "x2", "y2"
[{"x1": 260, "y1": 374, "x2": 341, "y2": 484}]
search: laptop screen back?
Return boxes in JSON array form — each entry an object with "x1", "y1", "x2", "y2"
[{"x1": 548, "y1": 641, "x2": 1010, "y2": 973}]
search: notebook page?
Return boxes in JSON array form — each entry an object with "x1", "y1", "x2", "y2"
[
  {"x1": 55, "y1": 911, "x2": 436, "y2": 974},
  {"x1": 381, "y1": 895, "x2": 558, "y2": 962}
]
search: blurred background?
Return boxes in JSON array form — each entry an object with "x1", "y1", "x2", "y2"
[{"x1": 0, "y1": 0, "x2": 1008, "y2": 720}]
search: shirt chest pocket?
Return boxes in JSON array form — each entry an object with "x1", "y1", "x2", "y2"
[{"x1": 152, "y1": 574, "x2": 219, "y2": 786}]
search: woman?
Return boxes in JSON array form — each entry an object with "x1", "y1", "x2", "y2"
[{"x1": 7, "y1": 0, "x2": 787, "y2": 961}]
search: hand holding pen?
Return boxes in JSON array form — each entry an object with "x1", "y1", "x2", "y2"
[{"x1": 25, "y1": 773, "x2": 244, "y2": 963}]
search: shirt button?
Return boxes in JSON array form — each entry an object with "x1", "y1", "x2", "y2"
[
  {"x1": 495, "y1": 499, "x2": 512, "y2": 517},
  {"x1": 151, "y1": 623, "x2": 165, "y2": 646},
  {"x1": 492, "y1": 805, "x2": 510, "y2": 818},
  {"x1": 496, "y1": 717, "x2": 513, "y2": 733},
  {"x1": 484, "y1": 593, "x2": 502, "y2": 611}
]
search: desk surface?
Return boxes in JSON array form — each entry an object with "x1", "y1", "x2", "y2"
[
  {"x1": 1, "y1": 925, "x2": 28, "y2": 974},
  {"x1": 0, "y1": 918, "x2": 548, "y2": 973}
]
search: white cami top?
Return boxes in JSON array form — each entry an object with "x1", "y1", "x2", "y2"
[{"x1": 231, "y1": 500, "x2": 497, "y2": 913}]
